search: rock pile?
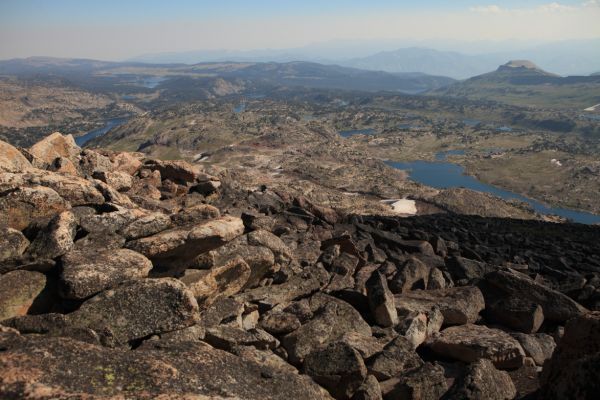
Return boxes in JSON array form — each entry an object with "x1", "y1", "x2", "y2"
[{"x1": 1, "y1": 134, "x2": 599, "y2": 399}]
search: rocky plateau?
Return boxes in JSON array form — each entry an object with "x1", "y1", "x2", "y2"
[{"x1": 1, "y1": 133, "x2": 599, "y2": 399}]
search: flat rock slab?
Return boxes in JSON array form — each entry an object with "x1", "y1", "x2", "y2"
[
  {"x1": 67, "y1": 278, "x2": 200, "y2": 345},
  {"x1": 59, "y1": 249, "x2": 153, "y2": 300},
  {"x1": 483, "y1": 270, "x2": 587, "y2": 323},
  {"x1": 428, "y1": 324, "x2": 525, "y2": 369},
  {"x1": 0, "y1": 332, "x2": 332, "y2": 399},
  {"x1": 394, "y1": 286, "x2": 484, "y2": 326}
]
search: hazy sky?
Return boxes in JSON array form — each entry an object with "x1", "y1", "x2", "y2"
[{"x1": 1, "y1": 0, "x2": 600, "y2": 60}]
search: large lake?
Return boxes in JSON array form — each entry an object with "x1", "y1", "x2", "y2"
[
  {"x1": 75, "y1": 117, "x2": 129, "y2": 146},
  {"x1": 387, "y1": 151, "x2": 600, "y2": 225}
]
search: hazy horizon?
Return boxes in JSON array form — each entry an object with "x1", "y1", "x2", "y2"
[{"x1": 1, "y1": 0, "x2": 600, "y2": 61}]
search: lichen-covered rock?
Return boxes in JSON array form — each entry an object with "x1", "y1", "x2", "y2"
[
  {"x1": 366, "y1": 336, "x2": 423, "y2": 381},
  {"x1": 389, "y1": 257, "x2": 430, "y2": 293},
  {"x1": 0, "y1": 227, "x2": 30, "y2": 262},
  {"x1": 427, "y1": 324, "x2": 525, "y2": 369},
  {"x1": 144, "y1": 158, "x2": 202, "y2": 184},
  {"x1": 444, "y1": 359, "x2": 516, "y2": 400},
  {"x1": 127, "y1": 216, "x2": 244, "y2": 270},
  {"x1": 540, "y1": 311, "x2": 600, "y2": 399},
  {"x1": 0, "y1": 332, "x2": 332, "y2": 399},
  {"x1": 119, "y1": 212, "x2": 172, "y2": 240},
  {"x1": 378, "y1": 362, "x2": 447, "y2": 400},
  {"x1": 92, "y1": 170, "x2": 133, "y2": 191},
  {"x1": 109, "y1": 151, "x2": 143, "y2": 175},
  {"x1": 304, "y1": 341, "x2": 368, "y2": 399},
  {"x1": 0, "y1": 270, "x2": 50, "y2": 321},
  {"x1": 238, "y1": 265, "x2": 330, "y2": 309},
  {"x1": 180, "y1": 256, "x2": 251, "y2": 306},
  {"x1": 486, "y1": 297, "x2": 545, "y2": 333},
  {"x1": 170, "y1": 204, "x2": 220, "y2": 226},
  {"x1": 199, "y1": 229, "x2": 293, "y2": 288},
  {"x1": 28, "y1": 132, "x2": 80, "y2": 165},
  {"x1": 204, "y1": 326, "x2": 279, "y2": 351},
  {"x1": 67, "y1": 278, "x2": 200, "y2": 345},
  {"x1": 353, "y1": 375, "x2": 382, "y2": 400},
  {"x1": 59, "y1": 249, "x2": 153, "y2": 300},
  {"x1": 0, "y1": 185, "x2": 70, "y2": 231},
  {"x1": 26, "y1": 210, "x2": 77, "y2": 259},
  {"x1": 24, "y1": 170, "x2": 105, "y2": 206},
  {"x1": 0, "y1": 140, "x2": 33, "y2": 173},
  {"x1": 511, "y1": 332, "x2": 556, "y2": 366},
  {"x1": 282, "y1": 293, "x2": 371, "y2": 364},
  {"x1": 395, "y1": 286, "x2": 484, "y2": 326},
  {"x1": 260, "y1": 311, "x2": 302, "y2": 335}
]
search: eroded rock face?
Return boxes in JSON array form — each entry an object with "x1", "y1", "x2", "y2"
[
  {"x1": 59, "y1": 249, "x2": 153, "y2": 300},
  {"x1": 0, "y1": 332, "x2": 332, "y2": 399},
  {"x1": 427, "y1": 324, "x2": 525, "y2": 369},
  {"x1": 67, "y1": 278, "x2": 200, "y2": 345}
]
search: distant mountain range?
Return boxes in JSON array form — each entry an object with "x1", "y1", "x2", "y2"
[
  {"x1": 0, "y1": 57, "x2": 455, "y2": 94},
  {"x1": 130, "y1": 39, "x2": 600, "y2": 79},
  {"x1": 433, "y1": 60, "x2": 600, "y2": 109}
]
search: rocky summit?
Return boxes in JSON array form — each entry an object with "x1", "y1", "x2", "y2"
[{"x1": 1, "y1": 134, "x2": 600, "y2": 400}]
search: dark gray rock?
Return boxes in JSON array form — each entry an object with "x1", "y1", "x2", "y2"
[
  {"x1": 379, "y1": 362, "x2": 447, "y2": 400},
  {"x1": 67, "y1": 278, "x2": 200, "y2": 345},
  {"x1": 282, "y1": 293, "x2": 371, "y2": 364},
  {"x1": 444, "y1": 359, "x2": 516, "y2": 400},
  {"x1": 366, "y1": 336, "x2": 423, "y2": 381},
  {"x1": 0, "y1": 332, "x2": 331, "y2": 399},
  {"x1": 366, "y1": 271, "x2": 398, "y2": 327},
  {"x1": 483, "y1": 270, "x2": 588, "y2": 323},
  {"x1": 59, "y1": 249, "x2": 153, "y2": 300},
  {"x1": 304, "y1": 341, "x2": 367, "y2": 399}
]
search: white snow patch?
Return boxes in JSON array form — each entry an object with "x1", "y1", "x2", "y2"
[{"x1": 384, "y1": 199, "x2": 417, "y2": 215}]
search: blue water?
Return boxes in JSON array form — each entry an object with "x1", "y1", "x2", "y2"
[
  {"x1": 339, "y1": 128, "x2": 376, "y2": 138},
  {"x1": 75, "y1": 117, "x2": 129, "y2": 146},
  {"x1": 234, "y1": 103, "x2": 246, "y2": 113},
  {"x1": 497, "y1": 126, "x2": 513, "y2": 132},
  {"x1": 387, "y1": 151, "x2": 600, "y2": 224},
  {"x1": 139, "y1": 76, "x2": 167, "y2": 89},
  {"x1": 463, "y1": 119, "x2": 481, "y2": 127}
]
